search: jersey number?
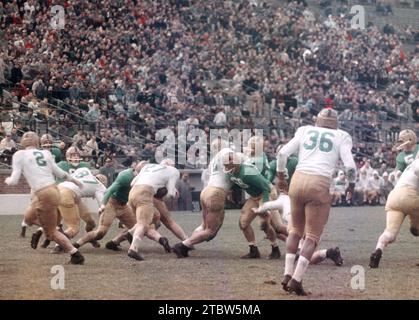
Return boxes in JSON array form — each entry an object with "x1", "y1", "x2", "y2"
[
  {"x1": 303, "y1": 131, "x2": 334, "y2": 152},
  {"x1": 74, "y1": 170, "x2": 89, "y2": 179},
  {"x1": 33, "y1": 151, "x2": 47, "y2": 167}
]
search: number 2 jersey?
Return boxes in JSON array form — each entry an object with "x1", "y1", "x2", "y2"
[
  {"x1": 59, "y1": 167, "x2": 106, "y2": 205},
  {"x1": 7, "y1": 149, "x2": 69, "y2": 192},
  {"x1": 279, "y1": 125, "x2": 356, "y2": 179}
]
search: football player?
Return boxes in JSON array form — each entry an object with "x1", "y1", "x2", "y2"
[
  {"x1": 127, "y1": 159, "x2": 181, "y2": 261},
  {"x1": 369, "y1": 157, "x2": 419, "y2": 268},
  {"x1": 172, "y1": 140, "x2": 233, "y2": 258},
  {"x1": 277, "y1": 108, "x2": 356, "y2": 295},
  {"x1": 5, "y1": 132, "x2": 85, "y2": 264}
]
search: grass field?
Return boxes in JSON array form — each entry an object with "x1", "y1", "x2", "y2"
[{"x1": 1, "y1": 206, "x2": 419, "y2": 300}]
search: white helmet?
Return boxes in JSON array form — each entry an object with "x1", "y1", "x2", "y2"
[
  {"x1": 66, "y1": 146, "x2": 82, "y2": 166},
  {"x1": 396, "y1": 129, "x2": 417, "y2": 152},
  {"x1": 40, "y1": 134, "x2": 54, "y2": 148},
  {"x1": 20, "y1": 131, "x2": 40, "y2": 149},
  {"x1": 160, "y1": 158, "x2": 176, "y2": 167},
  {"x1": 315, "y1": 108, "x2": 338, "y2": 129}
]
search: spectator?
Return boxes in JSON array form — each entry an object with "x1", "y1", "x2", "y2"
[
  {"x1": 176, "y1": 173, "x2": 193, "y2": 211},
  {"x1": 0, "y1": 132, "x2": 17, "y2": 165},
  {"x1": 99, "y1": 158, "x2": 116, "y2": 186}
]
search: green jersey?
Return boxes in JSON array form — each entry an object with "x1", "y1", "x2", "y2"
[
  {"x1": 396, "y1": 145, "x2": 419, "y2": 172},
  {"x1": 50, "y1": 147, "x2": 63, "y2": 163},
  {"x1": 56, "y1": 161, "x2": 90, "y2": 183},
  {"x1": 102, "y1": 168, "x2": 134, "y2": 205},
  {"x1": 245, "y1": 153, "x2": 270, "y2": 179},
  {"x1": 229, "y1": 164, "x2": 271, "y2": 202},
  {"x1": 267, "y1": 155, "x2": 298, "y2": 183}
]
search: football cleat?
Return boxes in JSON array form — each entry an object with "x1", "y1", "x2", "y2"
[
  {"x1": 281, "y1": 275, "x2": 292, "y2": 292},
  {"x1": 369, "y1": 248, "x2": 382, "y2": 269},
  {"x1": 158, "y1": 237, "x2": 172, "y2": 253},
  {"x1": 326, "y1": 247, "x2": 343, "y2": 266},
  {"x1": 241, "y1": 245, "x2": 261, "y2": 259},
  {"x1": 105, "y1": 241, "x2": 122, "y2": 251},
  {"x1": 41, "y1": 239, "x2": 51, "y2": 248},
  {"x1": 172, "y1": 242, "x2": 190, "y2": 258},
  {"x1": 69, "y1": 251, "x2": 85, "y2": 265},
  {"x1": 20, "y1": 226, "x2": 27, "y2": 238},
  {"x1": 287, "y1": 278, "x2": 308, "y2": 296},
  {"x1": 127, "y1": 249, "x2": 144, "y2": 261},
  {"x1": 268, "y1": 245, "x2": 281, "y2": 260},
  {"x1": 31, "y1": 230, "x2": 43, "y2": 249}
]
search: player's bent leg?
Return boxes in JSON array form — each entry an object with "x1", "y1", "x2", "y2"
[
  {"x1": 239, "y1": 198, "x2": 260, "y2": 259},
  {"x1": 76, "y1": 205, "x2": 115, "y2": 248},
  {"x1": 370, "y1": 209, "x2": 404, "y2": 268},
  {"x1": 128, "y1": 186, "x2": 154, "y2": 260},
  {"x1": 154, "y1": 198, "x2": 188, "y2": 241},
  {"x1": 78, "y1": 201, "x2": 100, "y2": 247},
  {"x1": 58, "y1": 186, "x2": 81, "y2": 239},
  {"x1": 107, "y1": 206, "x2": 136, "y2": 248},
  {"x1": 408, "y1": 213, "x2": 419, "y2": 236},
  {"x1": 78, "y1": 201, "x2": 96, "y2": 232}
]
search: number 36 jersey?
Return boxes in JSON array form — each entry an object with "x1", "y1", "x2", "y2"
[
  {"x1": 8, "y1": 149, "x2": 69, "y2": 192},
  {"x1": 279, "y1": 125, "x2": 355, "y2": 179}
]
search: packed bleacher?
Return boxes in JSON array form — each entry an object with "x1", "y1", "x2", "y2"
[{"x1": 0, "y1": 0, "x2": 418, "y2": 206}]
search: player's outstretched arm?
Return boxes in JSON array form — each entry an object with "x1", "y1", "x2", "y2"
[{"x1": 5, "y1": 151, "x2": 23, "y2": 186}]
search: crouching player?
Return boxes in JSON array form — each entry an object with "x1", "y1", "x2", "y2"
[
  {"x1": 49, "y1": 168, "x2": 107, "y2": 253},
  {"x1": 172, "y1": 144, "x2": 234, "y2": 258},
  {"x1": 127, "y1": 159, "x2": 180, "y2": 261}
]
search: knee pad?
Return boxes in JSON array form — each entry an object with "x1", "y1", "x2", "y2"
[{"x1": 410, "y1": 227, "x2": 419, "y2": 237}]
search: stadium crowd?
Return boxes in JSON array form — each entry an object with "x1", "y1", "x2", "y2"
[{"x1": 0, "y1": 0, "x2": 418, "y2": 207}]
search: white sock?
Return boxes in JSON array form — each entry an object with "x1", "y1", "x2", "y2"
[
  {"x1": 271, "y1": 241, "x2": 278, "y2": 247},
  {"x1": 21, "y1": 221, "x2": 29, "y2": 227},
  {"x1": 69, "y1": 248, "x2": 77, "y2": 255},
  {"x1": 293, "y1": 256, "x2": 310, "y2": 282},
  {"x1": 248, "y1": 242, "x2": 255, "y2": 246},
  {"x1": 376, "y1": 231, "x2": 395, "y2": 251},
  {"x1": 317, "y1": 249, "x2": 327, "y2": 260},
  {"x1": 182, "y1": 239, "x2": 193, "y2": 248},
  {"x1": 130, "y1": 235, "x2": 143, "y2": 252},
  {"x1": 194, "y1": 225, "x2": 204, "y2": 233},
  {"x1": 284, "y1": 253, "x2": 296, "y2": 276}
]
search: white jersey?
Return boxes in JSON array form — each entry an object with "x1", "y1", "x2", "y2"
[
  {"x1": 207, "y1": 148, "x2": 234, "y2": 191},
  {"x1": 59, "y1": 167, "x2": 106, "y2": 205},
  {"x1": 132, "y1": 163, "x2": 180, "y2": 197},
  {"x1": 395, "y1": 159, "x2": 419, "y2": 190},
  {"x1": 256, "y1": 193, "x2": 291, "y2": 224},
  {"x1": 278, "y1": 125, "x2": 356, "y2": 180},
  {"x1": 6, "y1": 149, "x2": 69, "y2": 192}
]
